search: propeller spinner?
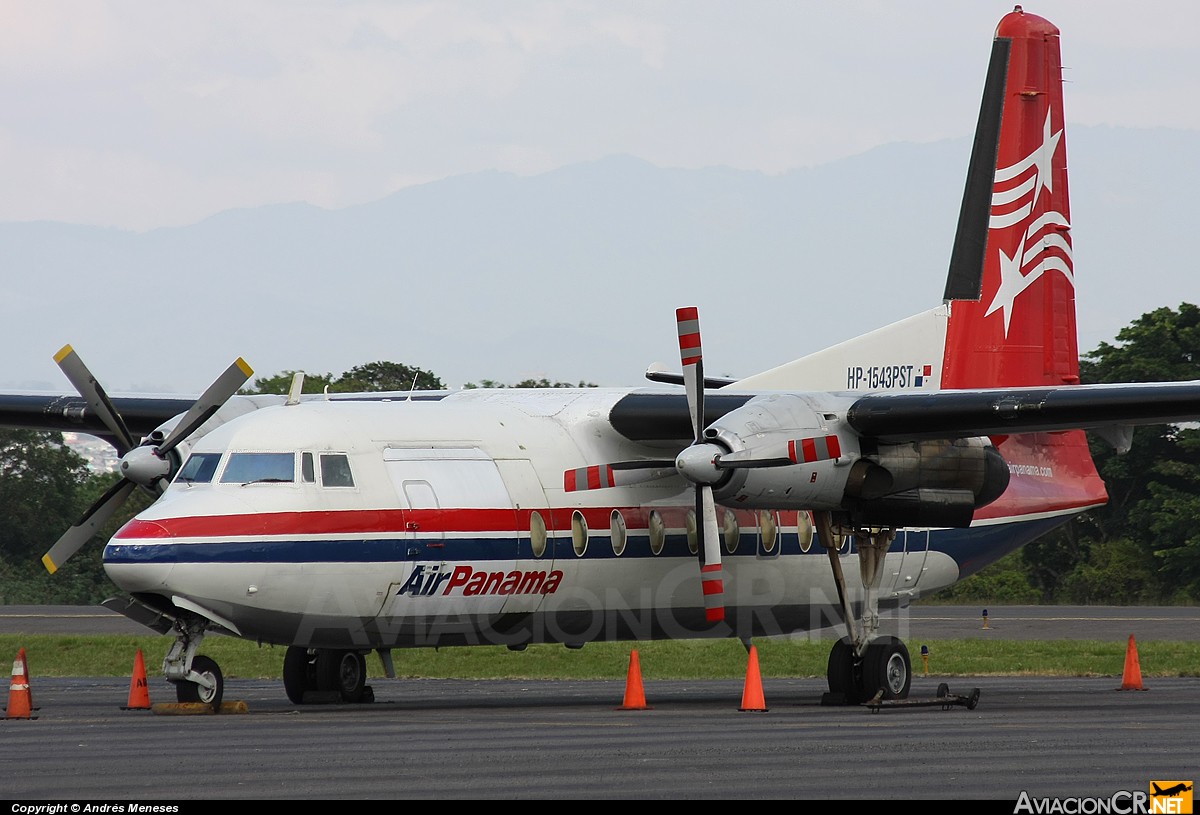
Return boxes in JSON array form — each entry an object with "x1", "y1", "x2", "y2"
[{"x1": 41, "y1": 347, "x2": 253, "y2": 574}]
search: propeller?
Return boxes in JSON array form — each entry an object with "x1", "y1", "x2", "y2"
[
  {"x1": 562, "y1": 307, "x2": 849, "y2": 623},
  {"x1": 675, "y1": 307, "x2": 726, "y2": 624},
  {"x1": 42, "y1": 347, "x2": 253, "y2": 574}
]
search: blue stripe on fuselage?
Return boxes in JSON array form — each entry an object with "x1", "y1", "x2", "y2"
[{"x1": 104, "y1": 516, "x2": 1066, "y2": 576}]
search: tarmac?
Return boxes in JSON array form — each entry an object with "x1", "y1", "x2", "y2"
[{"x1": 0, "y1": 604, "x2": 1196, "y2": 801}]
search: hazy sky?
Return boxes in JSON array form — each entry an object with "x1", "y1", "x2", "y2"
[{"x1": 4, "y1": 1, "x2": 1199, "y2": 231}]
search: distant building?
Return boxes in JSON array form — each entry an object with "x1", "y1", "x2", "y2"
[{"x1": 61, "y1": 432, "x2": 120, "y2": 474}]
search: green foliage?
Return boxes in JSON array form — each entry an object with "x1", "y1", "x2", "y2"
[
  {"x1": 1026, "y1": 303, "x2": 1200, "y2": 603},
  {"x1": 244, "y1": 370, "x2": 335, "y2": 395},
  {"x1": 463, "y1": 378, "x2": 598, "y2": 388},
  {"x1": 928, "y1": 551, "x2": 1042, "y2": 604},
  {"x1": 0, "y1": 430, "x2": 146, "y2": 604},
  {"x1": 243, "y1": 361, "x2": 444, "y2": 395},
  {"x1": 330, "y1": 361, "x2": 444, "y2": 392},
  {"x1": 3, "y1": 634, "x2": 1198, "y2": 679}
]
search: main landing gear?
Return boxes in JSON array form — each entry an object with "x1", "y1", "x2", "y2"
[
  {"x1": 815, "y1": 511, "x2": 913, "y2": 705},
  {"x1": 283, "y1": 646, "x2": 374, "y2": 704}
]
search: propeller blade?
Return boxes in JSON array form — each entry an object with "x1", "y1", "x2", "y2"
[
  {"x1": 564, "y1": 460, "x2": 677, "y2": 492},
  {"x1": 42, "y1": 479, "x2": 138, "y2": 574},
  {"x1": 676, "y1": 306, "x2": 705, "y2": 443},
  {"x1": 156, "y1": 357, "x2": 254, "y2": 456},
  {"x1": 54, "y1": 345, "x2": 137, "y2": 455},
  {"x1": 697, "y1": 484, "x2": 725, "y2": 623}
]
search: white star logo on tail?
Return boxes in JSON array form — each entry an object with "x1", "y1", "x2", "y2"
[{"x1": 984, "y1": 111, "x2": 1074, "y2": 335}]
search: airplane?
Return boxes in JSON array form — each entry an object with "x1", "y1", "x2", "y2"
[
  {"x1": 2, "y1": 4, "x2": 1200, "y2": 712},
  {"x1": 1152, "y1": 784, "x2": 1193, "y2": 798}
]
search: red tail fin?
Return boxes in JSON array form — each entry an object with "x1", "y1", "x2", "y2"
[
  {"x1": 942, "y1": 7, "x2": 1107, "y2": 524},
  {"x1": 943, "y1": 7, "x2": 1078, "y2": 390}
]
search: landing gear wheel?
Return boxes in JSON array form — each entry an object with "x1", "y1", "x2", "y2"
[
  {"x1": 175, "y1": 654, "x2": 224, "y2": 711},
  {"x1": 316, "y1": 649, "x2": 368, "y2": 703},
  {"x1": 283, "y1": 646, "x2": 318, "y2": 704},
  {"x1": 861, "y1": 636, "x2": 911, "y2": 701},
  {"x1": 827, "y1": 637, "x2": 864, "y2": 704}
]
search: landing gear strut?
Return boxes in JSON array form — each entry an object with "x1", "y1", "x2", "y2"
[
  {"x1": 163, "y1": 612, "x2": 225, "y2": 712},
  {"x1": 816, "y1": 511, "x2": 912, "y2": 705}
]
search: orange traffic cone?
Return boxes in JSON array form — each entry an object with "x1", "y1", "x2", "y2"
[
  {"x1": 122, "y1": 649, "x2": 152, "y2": 710},
  {"x1": 1118, "y1": 634, "x2": 1146, "y2": 691},
  {"x1": 5, "y1": 647, "x2": 36, "y2": 720},
  {"x1": 739, "y1": 644, "x2": 768, "y2": 712},
  {"x1": 616, "y1": 649, "x2": 652, "y2": 710}
]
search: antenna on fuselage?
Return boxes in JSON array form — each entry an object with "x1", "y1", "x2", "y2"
[
  {"x1": 286, "y1": 372, "x2": 305, "y2": 406},
  {"x1": 406, "y1": 372, "x2": 419, "y2": 401}
]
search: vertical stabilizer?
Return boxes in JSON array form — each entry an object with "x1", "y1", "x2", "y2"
[
  {"x1": 940, "y1": 7, "x2": 1106, "y2": 526},
  {"x1": 942, "y1": 7, "x2": 1078, "y2": 390}
]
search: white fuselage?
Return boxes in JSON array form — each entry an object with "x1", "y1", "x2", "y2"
[{"x1": 102, "y1": 389, "x2": 991, "y2": 650}]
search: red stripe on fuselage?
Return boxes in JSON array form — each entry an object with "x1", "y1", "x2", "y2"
[{"x1": 114, "y1": 506, "x2": 731, "y2": 540}]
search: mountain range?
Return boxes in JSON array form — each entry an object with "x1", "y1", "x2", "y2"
[{"x1": 1, "y1": 124, "x2": 1195, "y2": 395}]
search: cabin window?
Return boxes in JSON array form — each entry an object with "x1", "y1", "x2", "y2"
[
  {"x1": 176, "y1": 452, "x2": 222, "y2": 484},
  {"x1": 529, "y1": 511, "x2": 548, "y2": 558},
  {"x1": 220, "y1": 452, "x2": 294, "y2": 484},
  {"x1": 301, "y1": 452, "x2": 315, "y2": 483},
  {"x1": 723, "y1": 510, "x2": 739, "y2": 554},
  {"x1": 571, "y1": 510, "x2": 588, "y2": 557},
  {"x1": 798, "y1": 511, "x2": 814, "y2": 553},
  {"x1": 759, "y1": 510, "x2": 778, "y2": 554},
  {"x1": 610, "y1": 510, "x2": 627, "y2": 556},
  {"x1": 648, "y1": 510, "x2": 665, "y2": 556},
  {"x1": 320, "y1": 453, "x2": 355, "y2": 487}
]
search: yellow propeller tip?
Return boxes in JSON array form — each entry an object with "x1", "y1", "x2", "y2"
[
  {"x1": 41, "y1": 554, "x2": 58, "y2": 575},
  {"x1": 53, "y1": 345, "x2": 74, "y2": 363},
  {"x1": 236, "y1": 358, "x2": 254, "y2": 377}
]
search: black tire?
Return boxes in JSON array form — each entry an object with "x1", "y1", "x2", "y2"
[
  {"x1": 283, "y1": 646, "x2": 316, "y2": 704},
  {"x1": 175, "y1": 654, "x2": 224, "y2": 711},
  {"x1": 937, "y1": 682, "x2": 950, "y2": 698},
  {"x1": 861, "y1": 636, "x2": 912, "y2": 701},
  {"x1": 316, "y1": 649, "x2": 368, "y2": 703},
  {"x1": 826, "y1": 637, "x2": 863, "y2": 703}
]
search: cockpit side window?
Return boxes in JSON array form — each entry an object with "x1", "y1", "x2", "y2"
[
  {"x1": 320, "y1": 453, "x2": 354, "y2": 487},
  {"x1": 220, "y1": 452, "x2": 295, "y2": 484},
  {"x1": 176, "y1": 452, "x2": 222, "y2": 484},
  {"x1": 301, "y1": 452, "x2": 315, "y2": 483}
]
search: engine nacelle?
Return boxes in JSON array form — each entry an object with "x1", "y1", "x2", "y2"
[
  {"x1": 698, "y1": 393, "x2": 1010, "y2": 528},
  {"x1": 843, "y1": 437, "x2": 1010, "y2": 528}
]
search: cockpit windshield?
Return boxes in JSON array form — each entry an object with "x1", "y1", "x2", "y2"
[
  {"x1": 220, "y1": 452, "x2": 295, "y2": 484},
  {"x1": 175, "y1": 452, "x2": 222, "y2": 484}
]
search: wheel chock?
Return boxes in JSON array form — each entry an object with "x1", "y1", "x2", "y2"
[{"x1": 151, "y1": 701, "x2": 249, "y2": 715}]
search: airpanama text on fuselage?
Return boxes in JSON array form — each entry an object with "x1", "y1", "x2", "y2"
[
  {"x1": 397, "y1": 564, "x2": 565, "y2": 597},
  {"x1": 845, "y1": 363, "x2": 932, "y2": 390}
]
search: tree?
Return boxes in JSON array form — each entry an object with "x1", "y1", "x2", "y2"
[
  {"x1": 0, "y1": 430, "x2": 92, "y2": 566},
  {"x1": 0, "y1": 429, "x2": 137, "y2": 604},
  {"x1": 331, "y1": 361, "x2": 443, "y2": 392},
  {"x1": 463, "y1": 378, "x2": 598, "y2": 389},
  {"x1": 1022, "y1": 302, "x2": 1200, "y2": 602},
  {"x1": 243, "y1": 362, "x2": 444, "y2": 395},
  {"x1": 243, "y1": 370, "x2": 335, "y2": 395}
]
